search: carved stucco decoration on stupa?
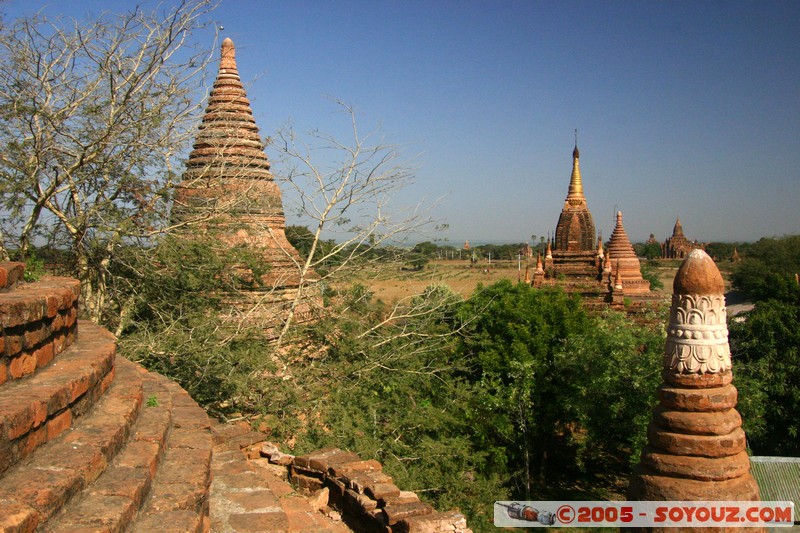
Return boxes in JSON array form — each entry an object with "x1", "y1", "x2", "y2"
[{"x1": 665, "y1": 291, "x2": 731, "y2": 374}]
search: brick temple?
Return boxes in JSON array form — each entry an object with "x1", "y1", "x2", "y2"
[
  {"x1": 533, "y1": 144, "x2": 660, "y2": 311},
  {"x1": 662, "y1": 217, "x2": 705, "y2": 259}
]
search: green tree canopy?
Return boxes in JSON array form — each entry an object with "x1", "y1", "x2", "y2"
[
  {"x1": 730, "y1": 299, "x2": 800, "y2": 455},
  {"x1": 731, "y1": 235, "x2": 800, "y2": 302}
]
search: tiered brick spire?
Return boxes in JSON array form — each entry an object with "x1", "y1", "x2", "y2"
[
  {"x1": 672, "y1": 217, "x2": 685, "y2": 239},
  {"x1": 628, "y1": 250, "x2": 760, "y2": 506},
  {"x1": 607, "y1": 211, "x2": 650, "y2": 294},
  {"x1": 174, "y1": 38, "x2": 276, "y2": 215},
  {"x1": 172, "y1": 38, "x2": 315, "y2": 332},
  {"x1": 554, "y1": 144, "x2": 596, "y2": 252}
]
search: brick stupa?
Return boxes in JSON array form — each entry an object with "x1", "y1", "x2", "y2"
[
  {"x1": 172, "y1": 38, "x2": 316, "y2": 333},
  {"x1": 607, "y1": 211, "x2": 650, "y2": 295},
  {"x1": 628, "y1": 250, "x2": 761, "y2": 512}
]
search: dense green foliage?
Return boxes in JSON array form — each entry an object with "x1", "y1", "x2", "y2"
[
  {"x1": 455, "y1": 281, "x2": 664, "y2": 497},
  {"x1": 731, "y1": 235, "x2": 800, "y2": 303},
  {"x1": 264, "y1": 280, "x2": 666, "y2": 530},
  {"x1": 705, "y1": 241, "x2": 752, "y2": 262},
  {"x1": 640, "y1": 262, "x2": 664, "y2": 291},
  {"x1": 640, "y1": 241, "x2": 662, "y2": 260},
  {"x1": 731, "y1": 300, "x2": 800, "y2": 455},
  {"x1": 456, "y1": 282, "x2": 593, "y2": 496},
  {"x1": 728, "y1": 235, "x2": 800, "y2": 456},
  {"x1": 116, "y1": 236, "x2": 275, "y2": 414}
]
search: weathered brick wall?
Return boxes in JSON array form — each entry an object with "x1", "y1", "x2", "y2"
[
  {"x1": 0, "y1": 263, "x2": 80, "y2": 384},
  {"x1": 261, "y1": 443, "x2": 473, "y2": 533}
]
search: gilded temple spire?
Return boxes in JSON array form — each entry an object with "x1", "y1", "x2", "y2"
[
  {"x1": 553, "y1": 141, "x2": 595, "y2": 252},
  {"x1": 567, "y1": 141, "x2": 584, "y2": 202}
]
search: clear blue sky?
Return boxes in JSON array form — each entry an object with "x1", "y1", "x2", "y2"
[{"x1": 4, "y1": 1, "x2": 799, "y2": 244}]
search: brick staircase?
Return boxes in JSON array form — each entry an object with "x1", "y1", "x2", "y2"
[
  {"x1": 0, "y1": 264, "x2": 471, "y2": 532},
  {"x1": 0, "y1": 263, "x2": 213, "y2": 532}
]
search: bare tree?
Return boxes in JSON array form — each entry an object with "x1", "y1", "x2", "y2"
[
  {"x1": 0, "y1": 1, "x2": 217, "y2": 322},
  {"x1": 271, "y1": 101, "x2": 437, "y2": 347}
]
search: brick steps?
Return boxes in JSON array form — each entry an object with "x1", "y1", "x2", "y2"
[
  {"x1": 0, "y1": 270, "x2": 215, "y2": 532},
  {"x1": 1, "y1": 272, "x2": 80, "y2": 385},
  {"x1": 0, "y1": 350, "x2": 142, "y2": 529},
  {"x1": 209, "y1": 424, "x2": 472, "y2": 532},
  {"x1": 0, "y1": 321, "x2": 116, "y2": 475},
  {"x1": 42, "y1": 365, "x2": 213, "y2": 533},
  {"x1": 130, "y1": 379, "x2": 212, "y2": 532},
  {"x1": 43, "y1": 360, "x2": 170, "y2": 531}
]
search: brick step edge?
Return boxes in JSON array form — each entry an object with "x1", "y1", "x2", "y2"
[
  {"x1": 43, "y1": 361, "x2": 176, "y2": 532},
  {"x1": 0, "y1": 322, "x2": 115, "y2": 474},
  {"x1": 130, "y1": 378, "x2": 213, "y2": 533},
  {"x1": 0, "y1": 354, "x2": 144, "y2": 530},
  {"x1": 1, "y1": 279, "x2": 80, "y2": 384}
]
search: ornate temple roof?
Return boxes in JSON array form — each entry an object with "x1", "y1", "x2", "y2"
[{"x1": 672, "y1": 217, "x2": 685, "y2": 238}]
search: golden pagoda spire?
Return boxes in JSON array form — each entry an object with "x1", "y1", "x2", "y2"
[{"x1": 567, "y1": 139, "x2": 584, "y2": 202}]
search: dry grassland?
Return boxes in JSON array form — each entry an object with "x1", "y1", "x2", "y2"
[{"x1": 347, "y1": 259, "x2": 686, "y2": 305}]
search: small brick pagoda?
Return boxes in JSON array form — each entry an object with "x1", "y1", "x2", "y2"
[
  {"x1": 171, "y1": 38, "x2": 316, "y2": 334},
  {"x1": 606, "y1": 211, "x2": 651, "y2": 296},
  {"x1": 628, "y1": 250, "x2": 761, "y2": 519}
]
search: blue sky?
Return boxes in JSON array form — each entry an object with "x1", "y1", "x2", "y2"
[{"x1": 4, "y1": 1, "x2": 799, "y2": 244}]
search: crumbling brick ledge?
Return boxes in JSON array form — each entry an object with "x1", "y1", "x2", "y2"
[{"x1": 260, "y1": 442, "x2": 473, "y2": 533}]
